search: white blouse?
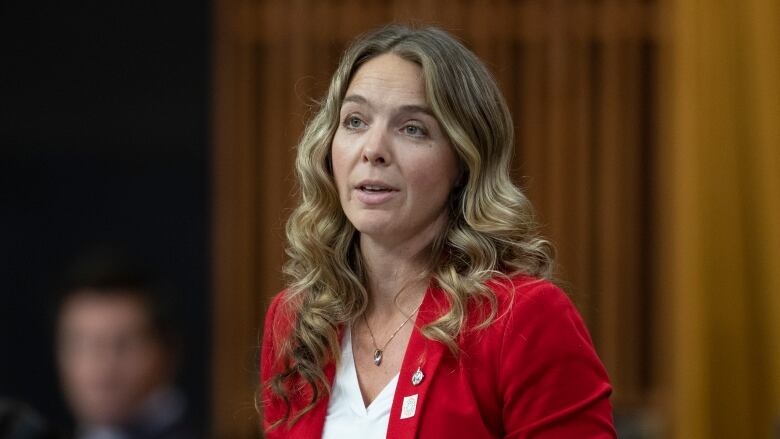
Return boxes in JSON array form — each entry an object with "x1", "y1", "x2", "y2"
[{"x1": 321, "y1": 328, "x2": 399, "y2": 439}]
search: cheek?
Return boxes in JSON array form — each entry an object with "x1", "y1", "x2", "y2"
[
  {"x1": 418, "y1": 172, "x2": 454, "y2": 204},
  {"x1": 330, "y1": 141, "x2": 347, "y2": 189},
  {"x1": 330, "y1": 137, "x2": 351, "y2": 193},
  {"x1": 125, "y1": 347, "x2": 164, "y2": 384},
  {"x1": 407, "y1": 151, "x2": 459, "y2": 201},
  {"x1": 61, "y1": 354, "x2": 90, "y2": 388}
]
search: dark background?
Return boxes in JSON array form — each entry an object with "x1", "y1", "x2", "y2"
[{"x1": 0, "y1": 0, "x2": 212, "y2": 432}]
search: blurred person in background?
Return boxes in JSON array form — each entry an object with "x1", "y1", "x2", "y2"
[{"x1": 55, "y1": 251, "x2": 197, "y2": 439}]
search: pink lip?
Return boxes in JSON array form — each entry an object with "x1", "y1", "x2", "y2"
[{"x1": 353, "y1": 180, "x2": 399, "y2": 205}]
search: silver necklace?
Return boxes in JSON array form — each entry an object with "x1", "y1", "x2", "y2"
[{"x1": 363, "y1": 304, "x2": 421, "y2": 366}]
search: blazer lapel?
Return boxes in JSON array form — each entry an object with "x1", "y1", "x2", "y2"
[{"x1": 386, "y1": 286, "x2": 449, "y2": 438}]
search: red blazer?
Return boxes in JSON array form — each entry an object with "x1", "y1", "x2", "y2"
[{"x1": 260, "y1": 275, "x2": 616, "y2": 438}]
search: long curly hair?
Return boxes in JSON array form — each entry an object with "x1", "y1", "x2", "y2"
[{"x1": 265, "y1": 24, "x2": 554, "y2": 428}]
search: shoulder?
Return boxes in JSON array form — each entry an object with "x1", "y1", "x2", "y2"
[
  {"x1": 260, "y1": 290, "x2": 296, "y2": 378},
  {"x1": 265, "y1": 289, "x2": 289, "y2": 317},
  {"x1": 484, "y1": 274, "x2": 580, "y2": 328},
  {"x1": 483, "y1": 275, "x2": 616, "y2": 436},
  {"x1": 457, "y1": 274, "x2": 595, "y2": 368},
  {"x1": 488, "y1": 273, "x2": 595, "y2": 349},
  {"x1": 452, "y1": 274, "x2": 580, "y2": 340},
  {"x1": 263, "y1": 289, "x2": 295, "y2": 338},
  {"x1": 472, "y1": 274, "x2": 605, "y2": 388},
  {"x1": 487, "y1": 273, "x2": 568, "y2": 304}
]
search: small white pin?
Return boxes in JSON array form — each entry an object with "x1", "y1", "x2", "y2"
[
  {"x1": 411, "y1": 367, "x2": 424, "y2": 386},
  {"x1": 400, "y1": 394, "x2": 418, "y2": 419}
]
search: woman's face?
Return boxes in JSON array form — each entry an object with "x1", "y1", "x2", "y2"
[{"x1": 331, "y1": 53, "x2": 459, "y2": 247}]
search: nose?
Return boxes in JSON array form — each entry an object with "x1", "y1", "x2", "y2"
[{"x1": 361, "y1": 127, "x2": 391, "y2": 166}]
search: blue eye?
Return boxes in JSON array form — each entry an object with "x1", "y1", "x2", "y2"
[
  {"x1": 344, "y1": 115, "x2": 366, "y2": 130},
  {"x1": 404, "y1": 124, "x2": 427, "y2": 137}
]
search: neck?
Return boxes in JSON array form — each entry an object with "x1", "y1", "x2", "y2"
[{"x1": 359, "y1": 216, "x2": 446, "y2": 318}]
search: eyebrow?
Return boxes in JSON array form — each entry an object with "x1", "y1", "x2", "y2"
[
  {"x1": 343, "y1": 94, "x2": 369, "y2": 106},
  {"x1": 398, "y1": 104, "x2": 435, "y2": 117},
  {"x1": 342, "y1": 94, "x2": 435, "y2": 117}
]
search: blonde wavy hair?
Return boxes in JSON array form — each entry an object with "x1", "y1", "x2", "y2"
[{"x1": 265, "y1": 24, "x2": 553, "y2": 427}]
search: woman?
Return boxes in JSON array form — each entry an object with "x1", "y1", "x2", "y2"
[{"x1": 259, "y1": 25, "x2": 616, "y2": 438}]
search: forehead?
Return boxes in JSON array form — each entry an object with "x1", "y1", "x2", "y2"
[
  {"x1": 59, "y1": 290, "x2": 150, "y2": 331},
  {"x1": 345, "y1": 53, "x2": 427, "y2": 105}
]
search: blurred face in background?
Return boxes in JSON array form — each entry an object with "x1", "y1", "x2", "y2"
[{"x1": 57, "y1": 291, "x2": 170, "y2": 426}]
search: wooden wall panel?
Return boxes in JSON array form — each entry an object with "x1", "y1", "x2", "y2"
[{"x1": 213, "y1": 1, "x2": 661, "y2": 436}]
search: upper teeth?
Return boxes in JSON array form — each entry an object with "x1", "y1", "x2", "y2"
[{"x1": 363, "y1": 185, "x2": 387, "y2": 190}]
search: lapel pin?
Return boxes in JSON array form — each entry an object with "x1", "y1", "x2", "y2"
[
  {"x1": 400, "y1": 394, "x2": 418, "y2": 419},
  {"x1": 411, "y1": 367, "x2": 424, "y2": 386}
]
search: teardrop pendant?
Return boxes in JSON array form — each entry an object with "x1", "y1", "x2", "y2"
[{"x1": 373, "y1": 349, "x2": 383, "y2": 366}]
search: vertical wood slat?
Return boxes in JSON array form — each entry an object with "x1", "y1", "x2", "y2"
[
  {"x1": 212, "y1": 0, "x2": 261, "y2": 437},
  {"x1": 595, "y1": 0, "x2": 623, "y2": 405},
  {"x1": 615, "y1": 20, "x2": 641, "y2": 406},
  {"x1": 213, "y1": 1, "x2": 661, "y2": 437},
  {"x1": 570, "y1": 6, "x2": 595, "y2": 332},
  {"x1": 517, "y1": 1, "x2": 548, "y2": 220},
  {"x1": 546, "y1": 0, "x2": 568, "y2": 274},
  {"x1": 256, "y1": 0, "x2": 286, "y2": 297}
]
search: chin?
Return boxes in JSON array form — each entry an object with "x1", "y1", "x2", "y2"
[
  {"x1": 347, "y1": 212, "x2": 397, "y2": 234},
  {"x1": 80, "y1": 406, "x2": 130, "y2": 426},
  {"x1": 353, "y1": 222, "x2": 395, "y2": 238},
  {"x1": 76, "y1": 394, "x2": 137, "y2": 425}
]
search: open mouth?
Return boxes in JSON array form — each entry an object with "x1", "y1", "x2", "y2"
[
  {"x1": 354, "y1": 182, "x2": 398, "y2": 204},
  {"x1": 359, "y1": 184, "x2": 395, "y2": 193}
]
